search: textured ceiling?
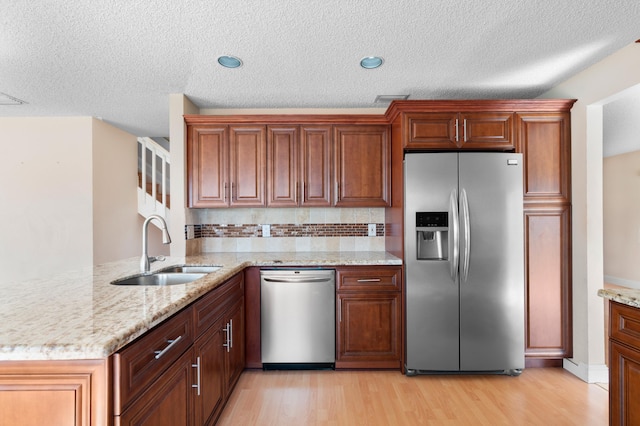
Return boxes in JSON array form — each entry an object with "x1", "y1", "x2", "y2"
[{"x1": 1, "y1": 0, "x2": 639, "y2": 137}]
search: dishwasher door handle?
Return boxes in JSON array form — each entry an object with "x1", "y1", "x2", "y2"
[{"x1": 262, "y1": 277, "x2": 333, "y2": 283}]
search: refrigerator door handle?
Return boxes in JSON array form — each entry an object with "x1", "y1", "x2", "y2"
[
  {"x1": 449, "y1": 188, "x2": 459, "y2": 282},
  {"x1": 460, "y1": 188, "x2": 471, "y2": 282}
]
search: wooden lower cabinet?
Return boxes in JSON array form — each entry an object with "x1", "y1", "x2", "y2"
[
  {"x1": 336, "y1": 293, "x2": 401, "y2": 368},
  {"x1": 609, "y1": 301, "x2": 640, "y2": 425},
  {"x1": 192, "y1": 321, "x2": 225, "y2": 426},
  {"x1": 118, "y1": 349, "x2": 194, "y2": 426},
  {"x1": 0, "y1": 359, "x2": 108, "y2": 426},
  {"x1": 113, "y1": 273, "x2": 245, "y2": 426},
  {"x1": 610, "y1": 341, "x2": 640, "y2": 425},
  {"x1": 335, "y1": 266, "x2": 402, "y2": 369}
]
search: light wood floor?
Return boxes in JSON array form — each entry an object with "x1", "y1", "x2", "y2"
[{"x1": 217, "y1": 368, "x2": 608, "y2": 425}]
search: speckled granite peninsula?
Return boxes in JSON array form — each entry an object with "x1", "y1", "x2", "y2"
[
  {"x1": 0, "y1": 251, "x2": 401, "y2": 361},
  {"x1": 598, "y1": 287, "x2": 640, "y2": 308}
]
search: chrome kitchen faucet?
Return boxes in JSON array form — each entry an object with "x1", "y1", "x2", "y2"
[{"x1": 140, "y1": 214, "x2": 172, "y2": 273}]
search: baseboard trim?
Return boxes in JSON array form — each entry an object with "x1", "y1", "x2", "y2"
[{"x1": 563, "y1": 358, "x2": 609, "y2": 383}]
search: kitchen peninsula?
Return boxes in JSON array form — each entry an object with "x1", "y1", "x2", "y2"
[
  {"x1": 599, "y1": 287, "x2": 640, "y2": 424},
  {"x1": 0, "y1": 251, "x2": 400, "y2": 425}
]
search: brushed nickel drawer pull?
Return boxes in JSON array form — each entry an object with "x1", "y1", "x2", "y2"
[
  {"x1": 154, "y1": 335, "x2": 183, "y2": 359},
  {"x1": 357, "y1": 278, "x2": 381, "y2": 283}
]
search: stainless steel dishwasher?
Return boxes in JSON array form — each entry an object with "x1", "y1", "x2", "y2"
[{"x1": 260, "y1": 269, "x2": 335, "y2": 369}]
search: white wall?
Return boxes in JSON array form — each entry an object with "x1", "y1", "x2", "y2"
[
  {"x1": 0, "y1": 116, "x2": 148, "y2": 283},
  {"x1": 541, "y1": 42, "x2": 640, "y2": 382}
]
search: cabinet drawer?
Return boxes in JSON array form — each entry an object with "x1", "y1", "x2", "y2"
[
  {"x1": 112, "y1": 307, "x2": 194, "y2": 414},
  {"x1": 611, "y1": 301, "x2": 640, "y2": 349},
  {"x1": 336, "y1": 266, "x2": 401, "y2": 292},
  {"x1": 193, "y1": 273, "x2": 244, "y2": 337}
]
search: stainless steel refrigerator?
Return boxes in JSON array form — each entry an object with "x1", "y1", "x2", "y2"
[{"x1": 404, "y1": 152, "x2": 524, "y2": 376}]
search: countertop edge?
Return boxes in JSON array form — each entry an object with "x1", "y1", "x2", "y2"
[{"x1": 0, "y1": 252, "x2": 402, "y2": 361}]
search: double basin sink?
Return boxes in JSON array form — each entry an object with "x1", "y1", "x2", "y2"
[{"x1": 111, "y1": 265, "x2": 221, "y2": 286}]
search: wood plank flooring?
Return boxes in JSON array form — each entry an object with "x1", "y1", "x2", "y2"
[{"x1": 217, "y1": 368, "x2": 608, "y2": 425}]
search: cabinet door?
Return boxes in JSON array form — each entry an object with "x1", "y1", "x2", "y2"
[
  {"x1": 187, "y1": 125, "x2": 228, "y2": 207},
  {"x1": 459, "y1": 112, "x2": 514, "y2": 150},
  {"x1": 193, "y1": 319, "x2": 226, "y2": 426},
  {"x1": 229, "y1": 125, "x2": 266, "y2": 207},
  {"x1": 334, "y1": 125, "x2": 391, "y2": 207},
  {"x1": 300, "y1": 125, "x2": 332, "y2": 207},
  {"x1": 610, "y1": 340, "x2": 640, "y2": 425},
  {"x1": 118, "y1": 349, "x2": 194, "y2": 426},
  {"x1": 517, "y1": 112, "x2": 571, "y2": 203},
  {"x1": 224, "y1": 299, "x2": 245, "y2": 393},
  {"x1": 403, "y1": 112, "x2": 458, "y2": 149},
  {"x1": 336, "y1": 293, "x2": 401, "y2": 369},
  {"x1": 0, "y1": 360, "x2": 107, "y2": 426},
  {"x1": 524, "y1": 205, "x2": 572, "y2": 364},
  {"x1": 267, "y1": 126, "x2": 298, "y2": 207}
]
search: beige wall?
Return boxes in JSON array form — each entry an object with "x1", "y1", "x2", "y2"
[
  {"x1": 92, "y1": 118, "x2": 142, "y2": 264},
  {"x1": 0, "y1": 117, "x2": 94, "y2": 282},
  {"x1": 0, "y1": 116, "x2": 146, "y2": 283},
  {"x1": 541, "y1": 42, "x2": 640, "y2": 382},
  {"x1": 603, "y1": 150, "x2": 640, "y2": 286}
]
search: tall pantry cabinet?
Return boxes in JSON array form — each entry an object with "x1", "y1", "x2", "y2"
[{"x1": 385, "y1": 99, "x2": 575, "y2": 368}]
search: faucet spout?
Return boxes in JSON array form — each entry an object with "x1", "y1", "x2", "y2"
[{"x1": 141, "y1": 214, "x2": 172, "y2": 273}]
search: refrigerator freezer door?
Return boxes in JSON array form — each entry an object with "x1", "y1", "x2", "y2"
[
  {"x1": 458, "y1": 153, "x2": 524, "y2": 371},
  {"x1": 405, "y1": 153, "x2": 460, "y2": 371}
]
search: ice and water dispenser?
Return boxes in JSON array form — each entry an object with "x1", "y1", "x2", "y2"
[{"x1": 416, "y1": 212, "x2": 448, "y2": 260}]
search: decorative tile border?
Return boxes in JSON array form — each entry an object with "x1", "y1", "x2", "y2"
[{"x1": 186, "y1": 223, "x2": 384, "y2": 239}]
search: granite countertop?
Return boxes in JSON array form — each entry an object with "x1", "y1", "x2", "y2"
[
  {"x1": 0, "y1": 251, "x2": 401, "y2": 361},
  {"x1": 598, "y1": 287, "x2": 640, "y2": 308}
]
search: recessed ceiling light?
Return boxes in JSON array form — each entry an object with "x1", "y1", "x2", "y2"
[
  {"x1": 360, "y1": 56, "x2": 384, "y2": 69},
  {"x1": 217, "y1": 55, "x2": 243, "y2": 68}
]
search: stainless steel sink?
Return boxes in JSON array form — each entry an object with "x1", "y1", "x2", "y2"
[
  {"x1": 111, "y1": 265, "x2": 222, "y2": 286},
  {"x1": 159, "y1": 265, "x2": 221, "y2": 274},
  {"x1": 111, "y1": 272, "x2": 207, "y2": 286}
]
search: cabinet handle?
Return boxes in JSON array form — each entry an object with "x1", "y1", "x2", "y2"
[
  {"x1": 455, "y1": 118, "x2": 459, "y2": 142},
  {"x1": 154, "y1": 335, "x2": 183, "y2": 359},
  {"x1": 222, "y1": 322, "x2": 231, "y2": 352},
  {"x1": 223, "y1": 183, "x2": 228, "y2": 203},
  {"x1": 356, "y1": 278, "x2": 381, "y2": 283},
  {"x1": 336, "y1": 182, "x2": 340, "y2": 202},
  {"x1": 231, "y1": 183, "x2": 235, "y2": 202},
  {"x1": 229, "y1": 319, "x2": 233, "y2": 349},
  {"x1": 191, "y1": 356, "x2": 201, "y2": 396},
  {"x1": 338, "y1": 299, "x2": 342, "y2": 323},
  {"x1": 463, "y1": 119, "x2": 468, "y2": 142}
]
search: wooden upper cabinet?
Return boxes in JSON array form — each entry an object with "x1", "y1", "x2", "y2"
[
  {"x1": 266, "y1": 125, "x2": 332, "y2": 207},
  {"x1": 461, "y1": 112, "x2": 514, "y2": 150},
  {"x1": 403, "y1": 112, "x2": 515, "y2": 151},
  {"x1": 334, "y1": 125, "x2": 391, "y2": 207},
  {"x1": 267, "y1": 126, "x2": 298, "y2": 207},
  {"x1": 404, "y1": 112, "x2": 458, "y2": 149},
  {"x1": 516, "y1": 112, "x2": 571, "y2": 203},
  {"x1": 187, "y1": 125, "x2": 228, "y2": 208},
  {"x1": 300, "y1": 125, "x2": 333, "y2": 207},
  {"x1": 187, "y1": 124, "x2": 266, "y2": 207},
  {"x1": 229, "y1": 125, "x2": 266, "y2": 207}
]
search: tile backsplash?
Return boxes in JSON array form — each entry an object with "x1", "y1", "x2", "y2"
[{"x1": 185, "y1": 207, "x2": 386, "y2": 253}]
